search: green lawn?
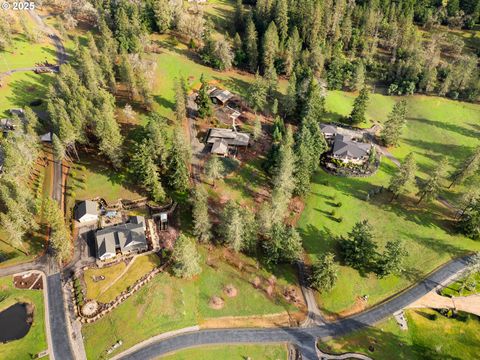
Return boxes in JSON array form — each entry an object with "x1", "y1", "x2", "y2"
[
  {"x1": 71, "y1": 153, "x2": 143, "y2": 203},
  {"x1": 325, "y1": 91, "x2": 480, "y2": 205},
  {"x1": 0, "y1": 34, "x2": 56, "y2": 73},
  {"x1": 159, "y1": 343, "x2": 288, "y2": 360},
  {"x1": 149, "y1": 46, "x2": 261, "y2": 118},
  {"x1": 319, "y1": 309, "x2": 480, "y2": 359},
  {"x1": 297, "y1": 161, "x2": 480, "y2": 315},
  {"x1": 0, "y1": 71, "x2": 54, "y2": 116},
  {"x1": 84, "y1": 255, "x2": 164, "y2": 304},
  {"x1": 82, "y1": 246, "x2": 303, "y2": 359},
  {"x1": 0, "y1": 276, "x2": 47, "y2": 360}
]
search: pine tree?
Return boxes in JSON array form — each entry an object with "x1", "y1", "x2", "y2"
[
  {"x1": 153, "y1": 0, "x2": 173, "y2": 33},
  {"x1": 271, "y1": 126, "x2": 296, "y2": 223},
  {"x1": 94, "y1": 90, "x2": 124, "y2": 168},
  {"x1": 220, "y1": 201, "x2": 245, "y2": 252},
  {"x1": 353, "y1": 60, "x2": 365, "y2": 91},
  {"x1": 244, "y1": 16, "x2": 259, "y2": 72},
  {"x1": 204, "y1": 155, "x2": 224, "y2": 186},
  {"x1": 192, "y1": 186, "x2": 211, "y2": 243},
  {"x1": 172, "y1": 234, "x2": 202, "y2": 278},
  {"x1": 253, "y1": 117, "x2": 262, "y2": 141},
  {"x1": 234, "y1": 0, "x2": 245, "y2": 33},
  {"x1": 341, "y1": 220, "x2": 377, "y2": 270},
  {"x1": 417, "y1": 157, "x2": 448, "y2": 204},
  {"x1": 449, "y1": 146, "x2": 480, "y2": 188},
  {"x1": 310, "y1": 252, "x2": 338, "y2": 293},
  {"x1": 388, "y1": 152, "x2": 417, "y2": 200},
  {"x1": 168, "y1": 128, "x2": 191, "y2": 192},
  {"x1": 262, "y1": 223, "x2": 302, "y2": 264},
  {"x1": 349, "y1": 87, "x2": 370, "y2": 125},
  {"x1": 196, "y1": 75, "x2": 213, "y2": 119},
  {"x1": 283, "y1": 72, "x2": 297, "y2": 118},
  {"x1": 247, "y1": 72, "x2": 268, "y2": 112},
  {"x1": 131, "y1": 140, "x2": 165, "y2": 202},
  {"x1": 380, "y1": 100, "x2": 408, "y2": 147},
  {"x1": 262, "y1": 22, "x2": 279, "y2": 72},
  {"x1": 174, "y1": 78, "x2": 187, "y2": 124},
  {"x1": 376, "y1": 240, "x2": 408, "y2": 277},
  {"x1": 458, "y1": 199, "x2": 480, "y2": 240},
  {"x1": 23, "y1": 107, "x2": 39, "y2": 136},
  {"x1": 52, "y1": 134, "x2": 66, "y2": 161},
  {"x1": 119, "y1": 53, "x2": 139, "y2": 100},
  {"x1": 274, "y1": 0, "x2": 289, "y2": 45},
  {"x1": 42, "y1": 197, "x2": 72, "y2": 263}
]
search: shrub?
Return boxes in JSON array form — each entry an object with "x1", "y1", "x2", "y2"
[
  {"x1": 336, "y1": 202, "x2": 343, "y2": 207},
  {"x1": 336, "y1": 217, "x2": 343, "y2": 223}
]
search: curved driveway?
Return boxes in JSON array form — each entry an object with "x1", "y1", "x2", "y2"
[{"x1": 116, "y1": 255, "x2": 471, "y2": 360}]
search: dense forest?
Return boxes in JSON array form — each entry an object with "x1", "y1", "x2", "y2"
[{"x1": 80, "y1": 0, "x2": 480, "y2": 102}]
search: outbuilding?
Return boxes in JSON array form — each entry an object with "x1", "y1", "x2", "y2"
[{"x1": 75, "y1": 200, "x2": 99, "y2": 223}]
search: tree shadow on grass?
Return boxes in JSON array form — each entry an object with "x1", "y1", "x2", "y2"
[
  {"x1": 6, "y1": 73, "x2": 52, "y2": 111},
  {"x1": 408, "y1": 117, "x2": 480, "y2": 141},
  {"x1": 212, "y1": 76, "x2": 252, "y2": 99},
  {"x1": 153, "y1": 95, "x2": 175, "y2": 112}
]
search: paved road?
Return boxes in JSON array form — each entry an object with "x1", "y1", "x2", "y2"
[
  {"x1": 118, "y1": 255, "x2": 472, "y2": 360},
  {"x1": 47, "y1": 273, "x2": 75, "y2": 360}
]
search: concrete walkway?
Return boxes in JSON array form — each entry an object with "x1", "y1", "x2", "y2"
[{"x1": 316, "y1": 344, "x2": 373, "y2": 360}]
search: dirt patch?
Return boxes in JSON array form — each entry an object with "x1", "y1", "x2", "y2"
[
  {"x1": 13, "y1": 273, "x2": 43, "y2": 290},
  {"x1": 286, "y1": 197, "x2": 305, "y2": 226},
  {"x1": 223, "y1": 284, "x2": 238, "y2": 298},
  {"x1": 209, "y1": 296, "x2": 225, "y2": 310},
  {"x1": 81, "y1": 301, "x2": 99, "y2": 316},
  {"x1": 201, "y1": 311, "x2": 306, "y2": 329}
]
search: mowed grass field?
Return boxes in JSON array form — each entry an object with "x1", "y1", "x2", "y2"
[
  {"x1": 319, "y1": 309, "x2": 480, "y2": 359},
  {"x1": 0, "y1": 276, "x2": 47, "y2": 360},
  {"x1": 82, "y1": 246, "x2": 303, "y2": 359},
  {"x1": 159, "y1": 343, "x2": 288, "y2": 360},
  {"x1": 326, "y1": 91, "x2": 480, "y2": 204},
  {"x1": 298, "y1": 161, "x2": 480, "y2": 314}
]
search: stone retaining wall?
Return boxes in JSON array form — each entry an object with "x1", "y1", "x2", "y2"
[{"x1": 76, "y1": 262, "x2": 170, "y2": 323}]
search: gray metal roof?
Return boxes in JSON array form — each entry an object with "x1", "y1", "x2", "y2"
[
  {"x1": 211, "y1": 139, "x2": 229, "y2": 154},
  {"x1": 75, "y1": 200, "x2": 98, "y2": 220},
  {"x1": 332, "y1": 134, "x2": 371, "y2": 159},
  {"x1": 320, "y1": 124, "x2": 337, "y2": 134},
  {"x1": 95, "y1": 216, "x2": 147, "y2": 259},
  {"x1": 210, "y1": 89, "x2": 233, "y2": 104},
  {"x1": 207, "y1": 128, "x2": 250, "y2": 148}
]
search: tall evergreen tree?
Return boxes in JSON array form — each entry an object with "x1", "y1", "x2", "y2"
[
  {"x1": 244, "y1": 16, "x2": 259, "y2": 72},
  {"x1": 204, "y1": 156, "x2": 224, "y2": 186},
  {"x1": 377, "y1": 240, "x2": 408, "y2": 277},
  {"x1": 168, "y1": 128, "x2": 191, "y2": 192},
  {"x1": 380, "y1": 100, "x2": 408, "y2": 147},
  {"x1": 196, "y1": 74, "x2": 213, "y2": 119},
  {"x1": 246, "y1": 72, "x2": 268, "y2": 112},
  {"x1": 341, "y1": 220, "x2": 377, "y2": 271},
  {"x1": 417, "y1": 157, "x2": 448, "y2": 204},
  {"x1": 388, "y1": 152, "x2": 417, "y2": 200},
  {"x1": 262, "y1": 22, "x2": 279, "y2": 72},
  {"x1": 174, "y1": 78, "x2": 187, "y2": 124},
  {"x1": 172, "y1": 234, "x2": 202, "y2": 278},
  {"x1": 449, "y1": 146, "x2": 480, "y2": 188},
  {"x1": 349, "y1": 87, "x2": 370, "y2": 125},
  {"x1": 192, "y1": 186, "x2": 211, "y2": 243},
  {"x1": 310, "y1": 252, "x2": 338, "y2": 293}
]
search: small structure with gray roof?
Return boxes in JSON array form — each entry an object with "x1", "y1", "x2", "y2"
[
  {"x1": 209, "y1": 88, "x2": 234, "y2": 106},
  {"x1": 332, "y1": 134, "x2": 371, "y2": 164},
  {"x1": 75, "y1": 200, "x2": 99, "y2": 223},
  {"x1": 95, "y1": 216, "x2": 148, "y2": 261},
  {"x1": 320, "y1": 124, "x2": 338, "y2": 139},
  {"x1": 206, "y1": 128, "x2": 250, "y2": 156}
]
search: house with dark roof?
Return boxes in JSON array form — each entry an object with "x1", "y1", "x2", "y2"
[
  {"x1": 332, "y1": 134, "x2": 371, "y2": 164},
  {"x1": 75, "y1": 200, "x2": 99, "y2": 223},
  {"x1": 95, "y1": 216, "x2": 148, "y2": 261},
  {"x1": 206, "y1": 128, "x2": 250, "y2": 156}
]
